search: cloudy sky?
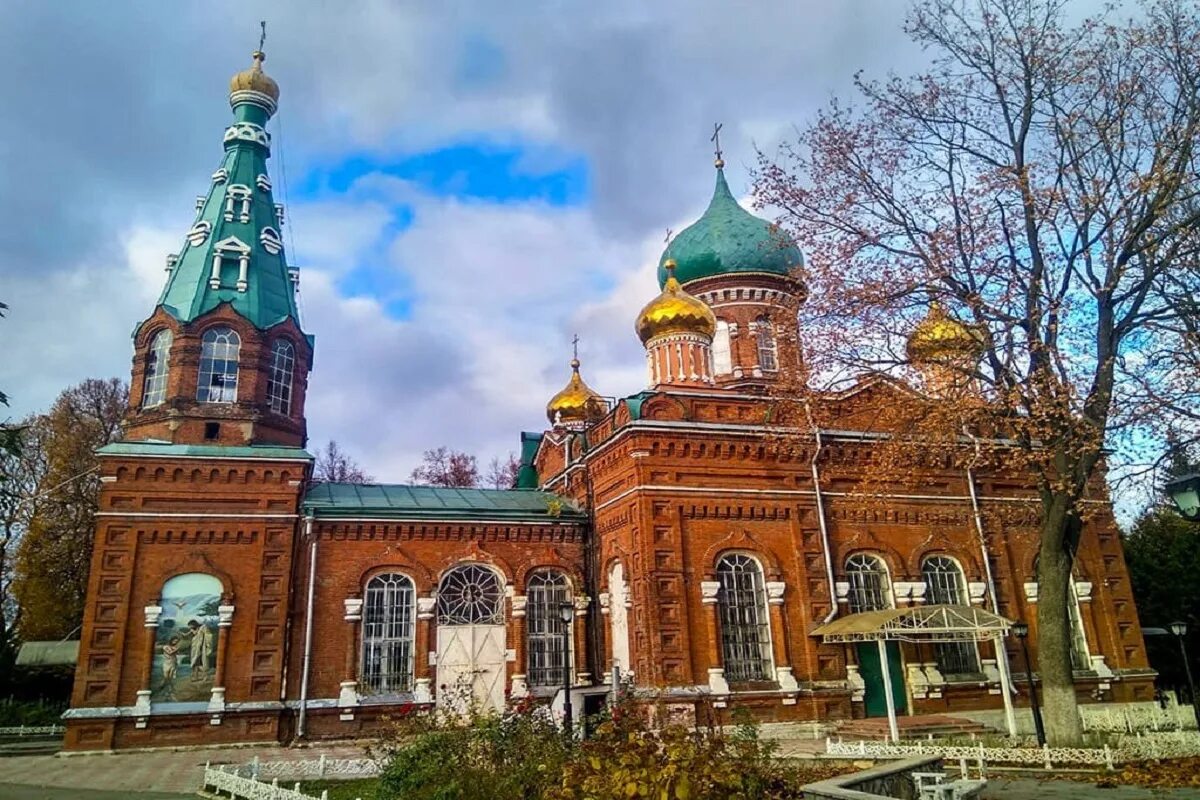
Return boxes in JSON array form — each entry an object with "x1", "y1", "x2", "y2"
[{"x1": 0, "y1": 0, "x2": 927, "y2": 481}]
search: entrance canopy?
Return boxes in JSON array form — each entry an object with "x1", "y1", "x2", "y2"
[{"x1": 811, "y1": 604, "x2": 1013, "y2": 644}]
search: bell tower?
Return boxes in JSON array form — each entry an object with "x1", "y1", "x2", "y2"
[{"x1": 122, "y1": 47, "x2": 313, "y2": 447}]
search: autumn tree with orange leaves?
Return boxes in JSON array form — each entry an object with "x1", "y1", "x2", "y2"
[{"x1": 755, "y1": 0, "x2": 1200, "y2": 744}]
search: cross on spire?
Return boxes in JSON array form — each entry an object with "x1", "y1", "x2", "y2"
[
  {"x1": 258, "y1": 20, "x2": 267, "y2": 53},
  {"x1": 572, "y1": 333, "x2": 580, "y2": 361},
  {"x1": 711, "y1": 122, "x2": 724, "y2": 168}
]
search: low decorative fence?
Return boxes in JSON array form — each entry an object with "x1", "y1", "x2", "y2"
[
  {"x1": 826, "y1": 731, "x2": 1200, "y2": 771},
  {"x1": 1080, "y1": 702, "x2": 1197, "y2": 733},
  {"x1": 0, "y1": 724, "x2": 65, "y2": 737},
  {"x1": 203, "y1": 764, "x2": 326, "y2": 800},
  {"x1": 248, "y1": 755, "x2": 381, "y2": 780}
]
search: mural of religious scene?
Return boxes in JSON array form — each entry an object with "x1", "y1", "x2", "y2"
[{"x1": 150, "y1": 573, "x2": 222, "y2": 703}]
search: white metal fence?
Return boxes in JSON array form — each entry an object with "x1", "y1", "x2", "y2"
[
  {"x1": 203, "y1": 764, "x2": 326, "y2": 800},
  {"x1": 247, "y1": 755, "x2": 380, "y2": 780},
  {"x1": 202, "y1": 758, "x2": 380, "y2": 800},
  {"x1": 826, "y1": 730, "x2": 1200, "y2": 771},
  {"x1": 0, "y1": 725, "x2": 65, "y2": 737},
  {"x1": 1080, "y1": 701, "x2": 1196, "y2": 733}
]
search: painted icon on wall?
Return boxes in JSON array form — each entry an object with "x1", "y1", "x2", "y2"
[{"x1": 151, "y1": 572, "x2": 221, "y2": 703}]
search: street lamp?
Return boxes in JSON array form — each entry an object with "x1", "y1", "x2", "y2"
[
  {"x1": 559, "y1": 601, "x2": 575, "y2": 738},
  {"x1": 1012, "y1": 622, "x2": 1046, "y2": 746},
  {"x1": 1166, "y1": 473, "x2": 1200, "y2": 522},
  {"x1": 1168, "y1": 621, "x2": 1200, "y2": 731}
]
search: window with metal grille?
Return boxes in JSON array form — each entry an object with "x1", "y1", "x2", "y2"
[
  {"x1": 526, "y1": 571, "x2": 571, "y2": 687},
  {"x1": 922, "y1": 555, "x2": 980, "y2": 674},
  {"x1": 437, "y1": 564, "x2": 504, "y2": 625},
  {"x1": 196, "y1": 327, "x2": 240, "y2": 403},
  {"x1": 755, "y1": 317, "x2": 778, "y2": 371},
  {"x1": 361, "y1": 573, "x2": 415, "y2": 695},
  {"x1": 846, "y1": 553, "x2": 892, "y2": 613},
  {"x1": 266, "y1": 339, "x2": 295, "y2": 415},
  {"x1": 716, "y1": 554, "x2": 773, "y2": 682},
  {"x1": 142, "y1": 330, "x2": 172, "y2": 408}
]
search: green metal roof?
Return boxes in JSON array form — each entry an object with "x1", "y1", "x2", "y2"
[
  {"x1": 657, "y1": 167, "x2": 803, "y2": 287},
  {"x1": 16, "y1": 641, "x2": 79, "y2": 667},
  {"x1": 154, "y1": 74, "x2": 307, "y2": 335},
  {"x1": 303, "y1": 482, "x2": 583, "y2": 521},
  {"x1": 516, "y1": 432, "x2": 542, "y2": 489},
  {"x1": 98, "y1": 442, "x2": 312, "y2": 460}
]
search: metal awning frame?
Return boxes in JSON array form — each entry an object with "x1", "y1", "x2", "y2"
[{"x1": 812, "y1": 604, "x2": 1013, "y2": 644}]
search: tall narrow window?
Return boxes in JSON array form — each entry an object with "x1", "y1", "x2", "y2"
[
  {"x1": 142, "y1": 330, "x2": 172, "y2": 408},
  {"x1": 266, "y1": 340, "x2": 295, "y2": 415},
  {"x1": 1068, "y1": 582, "x2": 1091, "y2": 670},
  {"x1": 922, "y1": 555, "x2": 980, "y2": 674},
  {"x1": 361, "y1": 573, "x2": 416, "y2": 695},
  {"x1": 196, "y1": 327, "x2": 241, "y2": 403},
  {"x1": 712, "y1": 320, "x2": 732, "y2": 375},
  {"x1": 755, "y1": 316, "x2": 777, "y2": 371},
  {"x1": 526, "y1": 571, "x2": 571, "y2": 687},
  {"x1": 846, "y1": 553, "x2": 892, "y2": 613},
  {"x1": 716, "y1": 554, "x2": 773, "y2": 682}
]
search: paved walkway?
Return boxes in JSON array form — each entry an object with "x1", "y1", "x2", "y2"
[{"x1": 0, "y1": 742, "x2": 370, "y2": 796}]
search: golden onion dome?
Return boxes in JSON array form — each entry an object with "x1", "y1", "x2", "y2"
[
  {"x1": 229, "y1": 50, "x2": 280, "y2": 103},
  {"x1": 546, "y1": 358, "x2": 605, "y2": 426},
  {"x1": 635, "y1": 259, "x2": 717, "y2": 344},
  {"x1": 907, "y1": 302, "x2": 986, "y2": 361}
]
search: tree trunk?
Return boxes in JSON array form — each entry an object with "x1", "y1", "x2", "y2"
[{"x1": 1036, "y1": 494, "x2": 1083, "y2": 746}]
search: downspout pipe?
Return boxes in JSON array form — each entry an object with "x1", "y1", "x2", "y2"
[
  {"x1": 965, "y1": 427, "x2": 1018, "y2": 737},
  {"x1": 805, "y1": 401, "x2": 838, "y2": 624},
  {"x1": 296, "y1": 513, "x2": 317, "y2": 739}
]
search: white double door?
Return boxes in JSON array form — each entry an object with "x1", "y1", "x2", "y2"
[{"x1": 435, "y1": 623, "x2": 507, "y2": 714}]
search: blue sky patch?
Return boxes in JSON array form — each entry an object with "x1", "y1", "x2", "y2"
[{"x1": 297, "y1": 142, "x2": 590, "y2": 207}]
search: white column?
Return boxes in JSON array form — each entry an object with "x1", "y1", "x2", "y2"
[
  {"x1": 210, "y1": 253, "x2": 222, "y2": 288},
  {"x1": 877, "y1": 639, "x2": 899, "y2": 743},
  {"x1": 237, "y1": 254, "x2": 250, "y2": 292},
  {"x1": 994, "y1": 633, "x2": 1017, "y2": 737}
]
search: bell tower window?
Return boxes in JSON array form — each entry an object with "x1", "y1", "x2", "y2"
[
  {"x1": 197, "y1": 327, "x2": 241, "y2": 404},
  {"x1": 712, "y1": 320, "x2": 732, "y2": 375},
  {"x1": 755, "y1": 316, "x2": 778, "y2": 371},
  {"x1": 142, "y1": 330, "x2": 172, "y2": 409},
  {"x1": 266, "y1": 340, "x2": 295, "y2": 415},
  {"x1": 224, "y1": 185, "x2": 252, "y2": 223}
]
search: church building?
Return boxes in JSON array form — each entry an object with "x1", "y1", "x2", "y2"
[{"x1": 63, "y1": 49, "x2": 1154, "y2": 750}]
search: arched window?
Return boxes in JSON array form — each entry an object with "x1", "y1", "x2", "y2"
[
  {"x1": 922, "y1": 555, "x2": 980, "y2": 674},
  {"x1": 755, "y1": 316, "x2": 777, "y2": 372},
  {"x1": 361, "y1": 573, "x2": 416, "y2": 695},
  {"x1": 716, "y1": 554, "x2": 773, "y2": 682},
  {"x1": 196, "y1": 327, "x2": 240, "y2": 403},
  {"x1": 266, "y1": 340, "x2": 295, "y2": 415},
  {"x1": 142, "y1": 330, "x2": 172, "y2": 408},
  {"x1": 437, "y1": 564, "x2": 504, "y2": 625},
  {"x1": 846, "y1": 553, "x2": 892, "y2": 613},
  {"x1": 526, "y1": 571, "x2": 571, "y2": 687},
  {"x1": 712, "y1": 320, "x2": 732, "y2": 375}
]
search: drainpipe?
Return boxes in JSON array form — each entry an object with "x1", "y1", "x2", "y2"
[
  {"x1": 965, "y1": 427, "x2": 1017, "y2": 736},
  {"x1": 297, "y1": 513, "x2": 317, "y2": 739},
  {"x1": 805, "y1": 401, "x2": 838, "y2": 624}
]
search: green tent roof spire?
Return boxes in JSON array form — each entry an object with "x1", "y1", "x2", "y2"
[
  {"x1": 154, "y1": 47, "x2": 305, "y2": 335},
  {"x1": 656, "y1": 160, "x2": 804, "y2": 287}
]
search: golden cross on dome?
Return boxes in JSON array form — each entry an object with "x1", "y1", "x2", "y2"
[
  {"x1": 258, "y1": 20, "x2": 267, "y2": 53},
  {"x1": 711, "y1": 122, "x2": 724, "y2": 168},
  {"x1": 572, "y1": 333, "x2": 580, "y2": 361}
]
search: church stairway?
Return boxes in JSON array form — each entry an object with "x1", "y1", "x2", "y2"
[{"x1": 834, "y1": 714, "x2": 997, "y2": 741}]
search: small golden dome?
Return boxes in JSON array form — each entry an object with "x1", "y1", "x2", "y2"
[
  {"x1": 907, "y1": 302, "x2": 986, "y2": 361},
  {"x1": 546, "y1": 358, "x2": 605, "y2": 426},
  {"x1": 229, "y1": 51, "x2": 280, "y2": 102},
  {"x1": 635, "y1": 259, "x2": 717, "y2": 344}
]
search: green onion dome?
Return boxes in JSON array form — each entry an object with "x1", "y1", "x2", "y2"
[{"x1": 657, "y1": 166, "x2": 803, "y2": 287}]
